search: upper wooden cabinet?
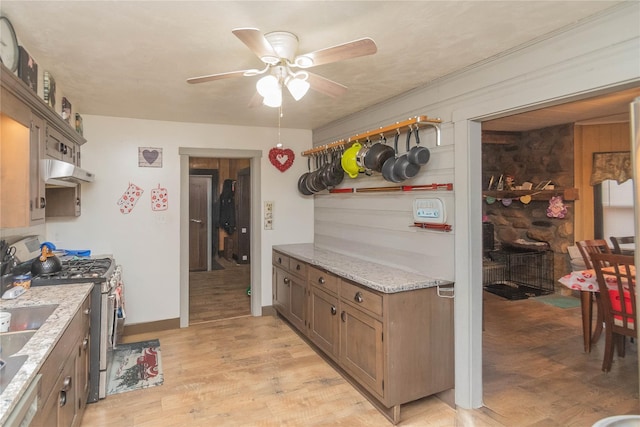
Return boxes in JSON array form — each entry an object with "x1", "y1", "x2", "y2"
[{"x1": 1, "y1": 63, "x2": 86, "y2": 226}]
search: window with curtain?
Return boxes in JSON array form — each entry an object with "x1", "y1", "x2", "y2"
[{"x1": 590, "y1": 151, "x2": 633, "y2": 185}]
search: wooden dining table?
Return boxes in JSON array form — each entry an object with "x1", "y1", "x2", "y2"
[{"x1": 558, "y1": 265, "x2": 636, "y2": 353}]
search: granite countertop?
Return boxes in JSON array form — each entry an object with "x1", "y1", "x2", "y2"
[
  {"x1": 273, "y1": 243, "x2": 453, "y2": 293},
  {"x1": 0, "y1": 283, "x2": 93, "y2": 424}
]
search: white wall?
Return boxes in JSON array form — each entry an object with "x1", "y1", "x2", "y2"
[
  {"x1": 312, "y1": 3, "x2": 640, "y2": 409},
  {"x1": 46, "y1": 115, "x2": 314, "y2": 325}
]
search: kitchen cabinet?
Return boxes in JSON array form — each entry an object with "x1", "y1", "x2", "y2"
[
  {"x1": 1, "y1": 62, "x2": 87, "y2": 226},
  {"x1": 31, "y1": 293, "x2": 91, "y2": 427},
  {"x1": 0, "y1": 97, "x2": 45, "y2": 227},
  {"x1": 45, "y1": 123, "x2": 76, "y2": 164},
  {"x1": 271, "y1": 252, "x2": 307, "y2": 332},
  {"x1": 308, "y1": 266, "x2": 340, "y2": 360},
  {"x1": 272, "y1": 249, "x2": 454, "y2": 424}
]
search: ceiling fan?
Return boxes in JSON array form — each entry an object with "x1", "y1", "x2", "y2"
[{"x1": 187, "y1": 28, "x2": 377, "y2": 108}]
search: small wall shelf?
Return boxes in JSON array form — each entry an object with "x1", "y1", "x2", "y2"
[{"x1": 482, "y1": 188, "x2": 579, "y2": 201}]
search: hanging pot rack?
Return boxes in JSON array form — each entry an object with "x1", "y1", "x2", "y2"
[{"x1": 302, "y1": 115, "x2": 441, "y2": 157}]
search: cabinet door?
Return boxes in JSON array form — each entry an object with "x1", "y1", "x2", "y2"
[
  {"x1": 273, "y1": 266, "x2": 290, "y2": 316},
  {"x1": 76, "y1": 331, "x2": 90, "y2": 417},
  {"x1": 308, "y1": 286, "x2": 339, "y2": 359},
  {"x1": 57, "y1": 350, "x2": 78, "y2": 427},
  {"x1": 288, "y1": 277, "x2": 306, "y2": 331},
  {"x1": 30, "y1": 113, "x2": 46, "y2": 222},
  {"x1": 45, "y1": 124, "x2": 64, "y2": 160},
  {"x1": 340, "y1": 305, "x2": 384, "y2": 398}
]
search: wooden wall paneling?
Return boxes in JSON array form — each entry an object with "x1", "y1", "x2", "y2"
[
  {"x1": 314, "y1": 191, "x2": 455, "y2": 279},
  {"x1": 573, "y1": 123, "x2": 631, "y2": 241}
]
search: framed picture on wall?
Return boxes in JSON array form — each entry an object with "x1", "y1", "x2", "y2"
[
  {"x1": 17, "y1": 46, "x2": 37, "y2": 92},
  {"x1": 138, "y1": 147, "x2": 162, "y2": 168}
]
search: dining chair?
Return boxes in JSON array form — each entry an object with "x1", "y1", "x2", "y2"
[
  {"x1": 590, "y1": 252, "x2": 636, "y2": 372},
  {"x1": 576, "y1": 239, "x2": 612, "y2": 269},
  {"x1": 575, "y1": 240, "x2": 612, "y2": 351},
  {"x1": 610, "y1": 236, "x2": 635, "y2": 255}
]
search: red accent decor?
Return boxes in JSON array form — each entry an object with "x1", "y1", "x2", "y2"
[{"x1": 269, "y1": 147, "x2": 295, "y2": 172}]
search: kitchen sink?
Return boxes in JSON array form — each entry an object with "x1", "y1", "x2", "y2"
[
  {"x1": 1, "y1": 304, "x2": 58, "y2": 333},
  {"x1": 0, "y1": 331, "x2": 36, "y2": 393},
  {"x1": 0, "y1": 304, "x2": 58, "y2": 393}
]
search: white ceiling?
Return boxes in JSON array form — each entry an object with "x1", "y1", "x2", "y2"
[{"x1": 0, "y1": 1, "x2": 629, "y2": 131}]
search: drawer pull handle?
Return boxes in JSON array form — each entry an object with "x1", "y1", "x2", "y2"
[
  {"x1": 59, "y1": 390, "x2": 67, "y2": 407},
  {"x1": 318, "y1": 277, "x2": 325, "y2": 285},
  {"x1": 84, "y1": 307, "x2": 91, "y2": 315},
  {"x1": 331, "y1": 305, "x2": 337, "y2": 315},
  {"x1": 62, "y1": 376, "x2": 72, "y2": 391},
  {"x1": 354, "y1": 292, "x2": 364, "y2": 303},
  {"x1": 283, "y1": 277, "x2": 290, "y2": 285},
  {"x1": 296, "y1": 264, "x2": 301, "y2": 271},
  {"x1": 278, "y1": 257, "x2": 282, "y2": 264},
  {"x1": 82, "y1": 338, "x2": 89, "y2": 349},
  {"x1": 341, "y1": 311, "x2": 347, "y2": 322}
]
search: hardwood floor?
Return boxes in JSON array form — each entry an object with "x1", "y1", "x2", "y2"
[
  {"x1": 189, "y1": 257, "x2": 251, "y2": 324},
  {"x1": 82, "y1": 290, "x2": 638, "y2": 426}
]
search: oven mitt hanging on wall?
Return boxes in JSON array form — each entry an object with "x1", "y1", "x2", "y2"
[
  {"x1": 117, "y1": 182, "x2": 144, "y2": 214},
  {"x1": 151, "y1": 184, "x2": 168, "y2": 211}
]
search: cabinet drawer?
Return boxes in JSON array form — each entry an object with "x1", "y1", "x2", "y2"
[
  {"x1": 289, "y1": 258, "x2": 307, "y2": 279},
  {"x1": 309, "y1": 266, "x2": 338, "y2": 294},
  {"x1": 272, "y1": 251, "x2": 290, "y2": 269},
  {"x1": 340, "y1": 280, "x2": 383, "y2": 317}
]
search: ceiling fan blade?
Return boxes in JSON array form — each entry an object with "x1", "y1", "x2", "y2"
[
  {"x1": 307, "y1": 72, "x2": 348, "y2": 98},
  {"x1": 232, "y1": 28, "x2": 279, "y2": 64},
  {"x1": 295, "y1": 38, "x2": 377, "y2": 68},
  {"x1": 187, "y1": 69, "x2": 258, "y2": 84},
  {"x1": 248, "y1": 92, "x2": 263, "y2": 108}
]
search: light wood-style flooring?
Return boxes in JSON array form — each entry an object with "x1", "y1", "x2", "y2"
[
  {"x1": 189, "y1": 257, "x2": 251, "y2": 324},
  {"x1": 82, "y1": 288, "x2": 638, "y2": 426}
]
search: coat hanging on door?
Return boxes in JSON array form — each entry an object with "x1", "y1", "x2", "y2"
[{"x1": 220, "y1": 179, "x2": 236, "y2": 235}]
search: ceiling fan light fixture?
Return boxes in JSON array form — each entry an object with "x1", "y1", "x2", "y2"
[
  {"x1": 256, "y1": 74, "x2": 280, "y2": 97},
  {"x1": 286, "y1": 76, "x2": 310, "y2": 101},
  {"x1": 262, "y1": 90, "x2": 282, "y2": 108}
]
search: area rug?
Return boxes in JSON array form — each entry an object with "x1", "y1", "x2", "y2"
[
  {"x1": 533, "y1": 294, "x2": 581, "y2": 309},
  {"x1": 107, "y1": 339, "x2": 163, "y2": 395}
]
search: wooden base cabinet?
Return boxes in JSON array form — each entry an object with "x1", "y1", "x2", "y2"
[
  {"x1": 272, "y1": 250, "x2": 454, "y2": 424},
  {"x1": 31, "y1": 293, "x2": 92, "y2": 427}
]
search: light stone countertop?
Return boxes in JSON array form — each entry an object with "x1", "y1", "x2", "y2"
[
  {"x1": 273, "y1": 243, "x2": 453, "y2": 293},
  {"x1": 0, "y1": 283, "x2": 94, "y2": 425}
]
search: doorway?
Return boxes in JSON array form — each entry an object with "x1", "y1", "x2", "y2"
[
  {"x1": 188, "y1": 158, "x2": 250, "y2": 324},
  {"x1": 179, "y1": 148, "x2": 263, "y2": 329}
]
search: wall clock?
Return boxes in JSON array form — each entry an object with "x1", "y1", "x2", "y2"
[{"x1": 0, "y1": 16, "x2": 19, "y2": 72}]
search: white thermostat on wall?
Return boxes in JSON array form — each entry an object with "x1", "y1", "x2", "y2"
[{"x1": 413, "y1": 198, "x2": 446, "y2": 224}]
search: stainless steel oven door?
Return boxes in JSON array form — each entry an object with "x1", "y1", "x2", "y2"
[{"x1": 99, "y1": 290, "x2": 116, "y2": 399}]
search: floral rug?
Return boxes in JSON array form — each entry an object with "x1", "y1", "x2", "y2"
[{"x1": 107, "y1": 339, "x2": 163, "y2": 395}]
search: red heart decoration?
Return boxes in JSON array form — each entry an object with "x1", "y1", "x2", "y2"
[{"x1": 269, "y1": 147, "x2": 295, "y2": 172}]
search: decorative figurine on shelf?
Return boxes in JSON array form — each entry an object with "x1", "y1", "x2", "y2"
[{"x1": 505, "y1": 175, "x2": 515, "y2": 190}]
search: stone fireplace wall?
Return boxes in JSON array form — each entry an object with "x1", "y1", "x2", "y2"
[{"x1": 482, "y1": 124, "x2": 575, "y2": 281}]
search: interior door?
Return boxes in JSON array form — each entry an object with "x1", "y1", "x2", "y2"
[{"x1": 189, "y1": 175, "x2": 209, "y2": 271}]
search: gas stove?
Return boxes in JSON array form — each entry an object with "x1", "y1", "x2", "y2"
[{"x1": 31, "y1": 258, "x2": 114, "y2": 285}]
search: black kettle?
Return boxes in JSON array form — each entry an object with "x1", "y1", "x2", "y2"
[{"x1": 31, "y1": 245, "x2": 62, "y2": 275}]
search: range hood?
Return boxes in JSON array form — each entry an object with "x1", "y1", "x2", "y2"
[{"x1": 41, "y1": 158, "x2": 95, "y2": 187}]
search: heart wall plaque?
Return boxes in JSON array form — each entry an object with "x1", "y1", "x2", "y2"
[
  {"x1": 269, "y1": 147, "x2": 295, "y2": 172},
  {"x1": 138, "y1": 147, "x2": 163, "y2": 168}
]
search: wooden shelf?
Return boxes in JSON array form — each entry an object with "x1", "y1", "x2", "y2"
[{"x1": 482, "y1": 188, "x2": 579, "y2": 201}]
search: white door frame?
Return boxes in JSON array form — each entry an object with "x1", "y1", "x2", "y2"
[{"x1": 179, "y1": 148, "x2": 263, "y2": 327}]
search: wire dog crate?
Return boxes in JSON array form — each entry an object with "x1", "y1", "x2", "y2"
[{"x1": 483, "y1": 247, "x2": 554, "y2": 300}]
